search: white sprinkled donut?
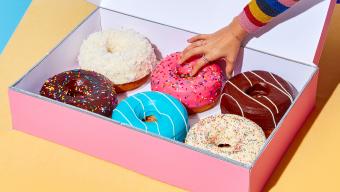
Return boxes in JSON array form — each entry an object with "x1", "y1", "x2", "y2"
[
  {"x1": 185, "y1": 114, "x2": 266, "y2": 165},
  {"x1": 78, "y1": 29, "x2": 157, "y2": 85}
]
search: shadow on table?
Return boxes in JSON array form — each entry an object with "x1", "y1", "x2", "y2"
[{"x1": 264, "y1": 5, "x2": 340, "y2": 191}]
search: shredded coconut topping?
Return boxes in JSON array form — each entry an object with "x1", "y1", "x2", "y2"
[{"x1": 78, "y1": 29, "x2": 157, "y2": 84}]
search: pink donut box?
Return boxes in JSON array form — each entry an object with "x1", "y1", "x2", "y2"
[{"x1": 8, "y1": 0, "x2": 336, "y2": 191}]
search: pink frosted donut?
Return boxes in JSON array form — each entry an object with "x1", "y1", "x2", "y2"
[{"x1": 151, "y1": 52, "x2": 224, "y2": 113}]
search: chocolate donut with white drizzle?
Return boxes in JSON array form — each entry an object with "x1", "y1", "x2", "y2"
[{"x1": 220, "y1": 70, "x2": 297, "y2": 137}]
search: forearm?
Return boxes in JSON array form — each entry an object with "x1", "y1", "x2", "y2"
[{"x1": 238, "y1": 0, "x2": 300, "y2": 33}]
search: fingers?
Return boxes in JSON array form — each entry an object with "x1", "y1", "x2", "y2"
[
  {"x1": 192, "y1": 40, "x2": 207, "y2": 47},
  {"x1": 183, "y1": 40, "x2": 206, "y2": 52},
  {"x1": 190, "y1": 56, "x2": 236, "y2": 78},
  {"x1": 182, "y1": 44, "x2": 196, "y2": 57},
  {"x1": 180, "y1": 34, "x2": 209, "y2": 64},
  {"x1": 187, "y1": 34, "x2": 209, "y2": 43},
  {"x1": 181, "y1": 41, "x2": 206, "y2": 62},
  {"x1": 225, "y1": 58, "x2": 235, "y2": 79},
  {"x1": 190, "y1": 55, "x2": 211, "y2": 76},
  {"x1": 179, "y1": 47, "x2": 205, "y2": 64}
]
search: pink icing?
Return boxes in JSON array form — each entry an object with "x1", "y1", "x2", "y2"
[{"x1": 151, "y1": 52, "x2": 224, "y2": 111}]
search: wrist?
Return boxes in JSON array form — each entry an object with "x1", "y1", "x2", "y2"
[{"x1": 229, "y1": 17, "x2": 248, "y2": 42}]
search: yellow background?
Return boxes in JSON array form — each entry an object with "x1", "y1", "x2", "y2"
[{"x1": 0, "y1": 0, "x2": 339, "y2": 191}]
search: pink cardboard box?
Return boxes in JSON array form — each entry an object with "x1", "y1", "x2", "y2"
[{"x1": 8, "y1": 1, "x2": 336, "y2": 191}]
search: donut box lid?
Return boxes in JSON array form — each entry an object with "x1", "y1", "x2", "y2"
[{"x1": 87, "y1": 0, "x2": 336, "y2": 65}]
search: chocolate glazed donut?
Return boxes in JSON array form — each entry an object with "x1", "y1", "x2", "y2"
[
  {"x1": 40, "y1": 69, "x2": 118, "y2": 117},
  {"x1": 220, "y1": 70, "x2": 297, "y2": 137}
]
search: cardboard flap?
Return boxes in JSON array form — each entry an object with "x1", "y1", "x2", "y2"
[{"x1": 87, "y1": 0, "x2": 335, "y2": 65}]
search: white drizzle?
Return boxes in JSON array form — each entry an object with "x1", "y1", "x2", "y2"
[
  {"x1": 249, "y1": 71, "x2": 293, "y2": 103},
  {"x1": 158, "y1": 92, "x2": 189, "y2": 132},
  {"x1": 227, "y1": 81, "x2": 277, "y2": 128},
  {"x1": 243, "y1": 72, "x2": 279, "y2": 114},
  {"x1": 140, "y1": 93, "x2": 176, "y2": 138},
  {"x1": 154, "y1": 121, "x2": 161, "y2": 135},
  {"x1": 242, "y1": 73, "x2": 253, "y2": 86},
  {"x1": 131, "y1": 95, "x2": 146, "y2": 119},
  {"x1": 113, "y1": 109, "x2": 133, "y2": 127},
  {"x1": 221, "y1": 93, "x2": 244, "y2": 117},
  {"x1": 122, "y1": 100, "x2": 148, "y2": 132},
  {"x1": 269, "y1": 72, "x2": 292, "y2": 97},
  {"x1": 262, "y1": 96, "x2": 279, "y2": 114}
]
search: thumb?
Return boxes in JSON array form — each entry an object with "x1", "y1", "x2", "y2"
[{"x1": 225, "y1": 58, "x2": 235, "y2": 79}]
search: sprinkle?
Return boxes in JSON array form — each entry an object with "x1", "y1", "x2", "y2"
[{"x1": 40, "y1": 69, "x2": 118, "y2": 117}]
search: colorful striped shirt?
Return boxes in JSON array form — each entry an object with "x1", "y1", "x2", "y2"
[{"x1": 238, "y1": 0, "x2": 300, "y2": 33}]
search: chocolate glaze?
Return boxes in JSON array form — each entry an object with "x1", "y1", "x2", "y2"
[
  {"x1": 220, "y1": 70, "x2": 297, "y2": 137},
  {"x1": 40, "y1": 69, "x2": 118, "y2": 117}
]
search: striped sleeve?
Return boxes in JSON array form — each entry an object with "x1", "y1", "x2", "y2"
[{"x1": 238, "y1": 0, "x2": 300, "y2": 33}]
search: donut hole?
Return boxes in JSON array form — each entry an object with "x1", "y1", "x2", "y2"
[
  {"x1": 175, "y1": 58, "x2": 197, "y2": 78},
  {"x1": 106, "y1": 44, "x2": 116, "y2": 53},
  {"x1": 178, "y1": 73, "x2": 191, "y2": 79},
  {"x1": 218, "y1": 144, "x2": 231, "y2": 148},
  {"x1": 66, "y1": 89, "x2": 84, "y2": 97},
  {"x1": 106, "y1": 46, "x2": 113, "y2": 53},
  {"x1": 105, "y1": 40, "x2": 119, "y2": 54},
  {"x1": 65, "y1": 79, "x2": 86, "y2": 97},
  {"x1": 143, "y1": 115, "x2": 157, "y2": 122},
  {"x1": 176, "y1": 65, "x2": 192, "y2": 79},
  {"x1": 245, "y1": 82, "x2": 269, "y2": 98}
]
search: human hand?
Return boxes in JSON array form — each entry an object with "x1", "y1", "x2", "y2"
[{"x1": 179, "y1": 18, "x2": 248, "y2": 79}]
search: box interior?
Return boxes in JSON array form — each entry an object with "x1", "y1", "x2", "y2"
[
  {"x1": 12, "y1": 8, "x2": 317, "y2": 167},
  {"x1": 89, "y1": 0, "x2": 334, "y2": 64}
]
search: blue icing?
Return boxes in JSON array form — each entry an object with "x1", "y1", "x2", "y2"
[{"x1": 112, "y1": 91, "x2": 189, "y2": 142}]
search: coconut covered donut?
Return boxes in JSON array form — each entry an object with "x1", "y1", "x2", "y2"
[
  {"x1": 185, "y1": 114, "x2": 266, "y2": 165},
  {"x1": 78, "y1": 29, "x2": 157, "y2": 92}
]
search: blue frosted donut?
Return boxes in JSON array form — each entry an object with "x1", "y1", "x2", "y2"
[{"x1": 111, "y1": 91, "x2": 189, "y2": 141}]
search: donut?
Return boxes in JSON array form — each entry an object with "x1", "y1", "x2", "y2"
[
  {"x1": 111, "y1": 91, "x2": 189, "y2": 142},
  {"x1": 40, "y1": 69, "x2": 118, "y2": 117},
  {"x1": 185, "y1": 114, "x2": 266, "y2": 165},
  {"x1": 78, "y1": 29, "x2": 157, "y2": 92},
  {"x1": 220, "y1": 70, "x2": 297, "y2": 137},
  {"x1": 151, "y1": 52, "x2": 224, "y2": 113}
]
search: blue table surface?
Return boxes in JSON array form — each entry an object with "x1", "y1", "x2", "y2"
[{"x1": 0, "y1": 0, "x2": 31, "y2": 54}]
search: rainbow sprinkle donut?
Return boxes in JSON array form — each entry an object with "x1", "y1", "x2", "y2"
[
  {"x1": 185, "y1": 114, "x2": 266, "y2": 165},
  {"x1": 111, "y1": 91, "x2": 189, "y2": 142},
  {"x1": 151, "y1": 52, "x2": 223, "y2": 114}
]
